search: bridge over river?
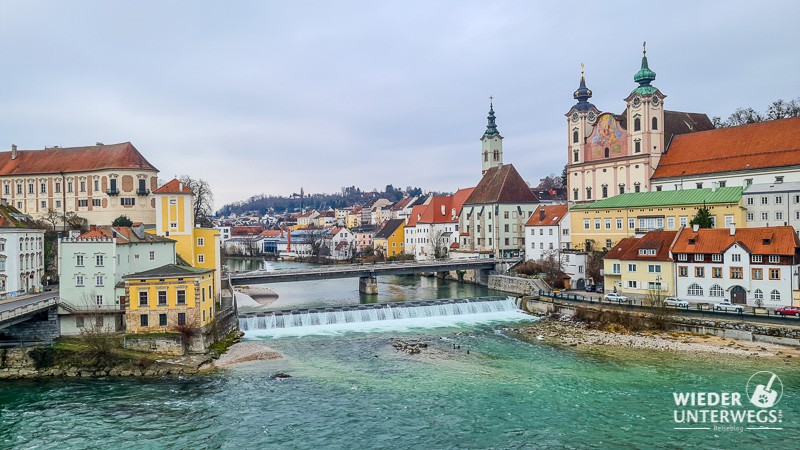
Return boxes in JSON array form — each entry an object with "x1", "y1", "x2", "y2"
[{"x1": 228, "y1": 258, "x2": 517, "y2": 293}]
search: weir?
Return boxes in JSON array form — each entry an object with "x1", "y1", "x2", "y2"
[{"x1": 239, "y1": 296, "x2": 519, "y2": 331}]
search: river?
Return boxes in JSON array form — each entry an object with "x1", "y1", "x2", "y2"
[{"x1": 1, "y1": 258, "x2": 798, "y2": 448}]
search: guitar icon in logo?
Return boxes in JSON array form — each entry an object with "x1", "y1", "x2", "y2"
[{"x1": 749, "y1": 372, "x2": 782, "y2": 408}]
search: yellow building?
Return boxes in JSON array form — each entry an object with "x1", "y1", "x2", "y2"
[
  {"x1": 570, "y1": 187, "x2": 745, "y2": 251},
  {"x1": 151, "y1": 179, "x2": 221, "y2": 298},
  {"x1": 346, "y1": 208, "x2": 361, "y2": 229},
  {"x1": 602, "y1": 231, "x2": 677, "y2": 299},
  {"x1": 373, "y1": 219, "x2": 405, "y2": 257},
  {"x1": 123, "y1": 264, "x2": 215, "y2": 334}
]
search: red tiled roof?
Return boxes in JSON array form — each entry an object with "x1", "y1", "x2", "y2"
[
  {"x1": 465, "y1": 164, "x2": 538, "y2": 204},
  {"x1": 405, "y1": 205, "x2": 427, "y2": 227},
  {"x1": 392, "y1": 197, "x2": 413, "y2": 211},
  {"x1": 231, "y1": 226, "x2": 264, "y2": 236},
  {"x1": 618, "y1": 231, "x2": 678, "y2": 261},
  {"x1": 525, "y1": 204, "x2": 568, "y2": 226},
  {"x1": 0, "y1": 142, "x2": 157, "y2": 176},
  {"x1": 450, "y1": 242, "x2": 460, "y2": 249},
  {"x1": 335, "y1": 241, "x2": 347, "y2": 251},
  {"x1": 663, "y1": 110, "x2": 715, "y2": 141},
  {"x1": 603, "y1": 238, "x2": 640, "y2": 260},
  {"x1": 653, "y1": 117, "x2": 800, "y2": 179},
  {"x1": 257, "y1": 230, "x2": 282, "y2": 238},
  {"x1": 153, "y1": 178, "x2": 193, "y2": 194},
  {"x1": 672, "y1": 226, "x2": 800, "y2": 256}
]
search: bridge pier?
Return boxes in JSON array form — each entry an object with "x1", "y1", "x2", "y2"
[{"x1": 359, "y1": 276, "x2": 378, "y2": 295}]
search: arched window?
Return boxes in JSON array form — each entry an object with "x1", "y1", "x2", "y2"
[
  {"x1": 604, "y1": 147, "x2": 610, "y2": 158},
  {"x1": 493, "y1": 150, "x2": 499, "y2": 161},
  {"x1": 573, "y1": 130, "x2": 579, "y2": 143},
  {"x1": 771, "y1": 290, "x2": 781, "y2": 301},
  {"x1": 687, "y1": 283, "x2": 703, "y2": 296},
  {"x1": 601, "y1": 185, "x2": 608, "y2": 198},
  {"x1": 652, "y1": 117, "x2": 658, "y2": 130},
  {"x1": 709, "y1": 284, "x2": 724, "y2": 297},
  {"x1": 618, "y1": 184, "x2": 625, "y2": 195},
  {"x1": 586, "y1": 187, "x2": 592, "y2": 200},
  {"x1": 484, "y1": 151, "x2": 488, "y2": 162},
  {"x1": 754, "y1": 289, "x2": 763, "y2": 300},
  {"x1": 573, "y1": 149, "x2": 579, "y2": 162},
  {"x1": 573, "y1": 188, "x2": 579, "y2": 200},
  {"x1": 634, "y1": 140, "x2": 641, "y2": 153},
  {"x1": 634, "y1": 118, "x2": 641, "y2": 131}
]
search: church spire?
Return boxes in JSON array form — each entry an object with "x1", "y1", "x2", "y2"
[
  {"x1": 632, "y1": 41, "x2": 658, "y2": 95},
  {"x1": 484, "y1": 96, "x2": 500, "y2": 138},
  {"x1": 571, "y1": 63, "x2": 596, "y2": 111}
]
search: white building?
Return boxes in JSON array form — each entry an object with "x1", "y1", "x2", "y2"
[
  {"x1": 742, "y1": 182, "x2": 800, "y2": 234},
  {"x1": 58, "y1": 225, "x2": 176, "y2": 335},
  {"x1": 650, "y1": 117, "x2": 800, "y2": 193},
  {"x1": 323, "y1": 227, "x2": 356, "y2": 260},
  {"x1": 671, "y1": 225, "x2": 800, "y2": 307},
  {"x1": 524, "y1": 204, "x2": 587, "y2": 289},
  {"x1": 0, "y1": 203, "x2": 45, "y2": 298},
  {"x1": 403, "y1": 189, "x2": 473, "y2": 260}
]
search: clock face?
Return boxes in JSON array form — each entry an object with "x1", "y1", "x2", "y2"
[
  {"x1": 652, "y1": 95, "x2": 660, "y2": 106},
  {"x1": 632, "y1": 96, "x2": 641, "y2": 107},
  {"x1": 588, "y1": 111, "x2": 596, "y2": 121},
  {"x1": 572, "y1": 113, "x2": 579, "y2": 122}
]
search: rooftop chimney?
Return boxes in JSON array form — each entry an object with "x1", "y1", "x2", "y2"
[
  {"x1": 729, "y1": 223, "x2": 736, "y2": 236},
  {"x1": 692, "y1": 224, "x2": 700, "y2": 233},
  {"x1": 539, "y1": 208, "x2": 545, "y2": 221},
  {"x1": 179, "y1": 182, "x2": 183, "y2": 191},
  {"x1": 11, "y1": 144, "x2": 17, "y2": 160}
]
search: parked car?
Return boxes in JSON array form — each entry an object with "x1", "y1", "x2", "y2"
[
  {"x1": 775, "y1": 306, "x2": 800, "y2": 317},
  {"x1": 604, "y1": 292, "x2": 628, "y2": 302},
  {"x1": 663, "y1": 297, "x2": 689, "y2": 308},
  {"x1": 713, "y1": 301, "x2": 744, "y2": 313},
  {"x1": 595, "y1": 285, "x2": 605, "y2": 293},
  {"x1": 584, "y1": 285, "x2": 596, "y2": 292}
]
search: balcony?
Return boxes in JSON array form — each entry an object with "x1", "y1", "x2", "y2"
[
  {"x1": 136, "y1": 188, "x2": 151, "y2": 196},
  {"x1": 106, "y1": 188, "x2": 120, "y2": 196},
  {"x1": 634, "y1": 227, "x2": 663, "y2": 234}
]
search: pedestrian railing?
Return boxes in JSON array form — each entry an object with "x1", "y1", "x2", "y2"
[
  {"x1": 0, "y1": 297, "x2": 59, "y2": 323},
  {"x1": 538, "y1": 289, "x2": 800, "y2": 321}
]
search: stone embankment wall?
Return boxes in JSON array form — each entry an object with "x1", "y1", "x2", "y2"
[
  {"x1": 124, "y1": 335, "x2": 184, "y2": 355},
  {"x1": 489, "y1": 275, "x2": 549, "y2": 296},
  {"x1": 523, "y1": 298, "x2": 800, "y2": 346}
]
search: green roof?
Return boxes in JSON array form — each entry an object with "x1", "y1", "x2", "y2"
[
  {"x1": 630, "y1": 85, "x2": 659, "y2": 96},
  {"x1": 571, "y1": 187, "x2": 743, "y2": 210},
  {"x1": 123, "y1": 263, "x2": 213, "y2": 280}
]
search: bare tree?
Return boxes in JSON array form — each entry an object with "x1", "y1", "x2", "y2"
[
  {"x1": 428, "y1": 228, "x2": 447, "y2": 259},
  {"x1": 539, "y1": 250, "x2": 566, "y2": 288},
  {"x1": 64, "y1": 212, "x2": 88, "y2": 232},
  {"x1": 304, "y1": 228, "x2": 327, "y2": 260},
  {"x1": 178, "y1": 175, "x2": 215, "y2": 228}
]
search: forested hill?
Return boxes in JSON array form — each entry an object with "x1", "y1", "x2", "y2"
[{"x1": 217, "y1": 185, "x2": 450, "y2": 216}]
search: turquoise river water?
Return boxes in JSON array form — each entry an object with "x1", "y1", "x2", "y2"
[{"x1": 1, "y1": 259, "x2": 798, "y2": 448}]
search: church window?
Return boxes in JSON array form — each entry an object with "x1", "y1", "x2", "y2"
[
  {"x1": 634, "y1": 183, "x2": 641, "y2": 193},
  {"x1": 604, "y1": 147, "x2": 609, "y2": 158},
  {"x1": 493, "y1": 150, "x2": 499, "y2": 161},
  {"x1": 573, "y1": 149, "x2": 579, "y2": 162},
  {"x1": 601, "y1": 185, "x2": 608, "y2": 198},
  {"x1": 484, "y1": 151, "x2": 488, "y2": 162},
  {"x1": 573, "y1": 130, "x2": 579, "y2": 143},
  {"x1": 634, "y1": 118, "x2": 641, "y2": 132},
  {"x1": 573, "y1": 189, "x2": 579, "y2": 200},
  {"x1": 652, "y1": 117, "x2": 658, "y2": 130},
  {"x1": 586, "y1": 187, "x2": 592, "y2": 200},
  {"x1": 634, "y1": 140, "x2": 641, "y2": 153},
  {"x1": 619, "y1": 184, "x2": 625, "y2": 195}
]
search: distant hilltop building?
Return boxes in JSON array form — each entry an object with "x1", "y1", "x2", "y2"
[
  {"x1": 565, "y1": 45, "x2": 714, "y2": 203},
  {"x1": 0, "y1": 142, "x2": 159, "y2": 226}
]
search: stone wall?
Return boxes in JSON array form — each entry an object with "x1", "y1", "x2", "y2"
[
  {"x1": 124, "y1": 334, "x2": 185, "y2": 355},
  {"x1": 0, "y1": 347, "x2": 35, "y2": 369},
  {"x1": 1, "y1": 307, "x2": 60, "y2": 342},
  {"x1": 489, "y1": 275, "x2": 549, "y2": 296}
]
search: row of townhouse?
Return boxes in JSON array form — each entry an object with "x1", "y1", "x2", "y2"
[
  {"x1": 603, "y1": 225, "x2": 800, "y2": 307},
  {"x1": 405, "y1": 188, "x2": 473, "y2": 260},
  {"x1": 0, "y1": 202, "x2": 46, "y2": 298}
]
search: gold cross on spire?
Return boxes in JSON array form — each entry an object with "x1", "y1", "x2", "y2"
[
  {"x1": 643, "y1": 41, "x2": 647, "y2": 56},
  {"x1": 489, "y1": 95, "x2": 493, "y2": 104}
]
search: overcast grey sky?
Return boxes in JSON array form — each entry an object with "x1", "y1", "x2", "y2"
[{"x1": 2, "y1": 1, "x2": 799, "y2": 208}]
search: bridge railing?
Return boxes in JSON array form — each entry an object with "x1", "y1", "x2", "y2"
[{"x1": 0, "y1": 297, "x2": 59, "y2": 323}]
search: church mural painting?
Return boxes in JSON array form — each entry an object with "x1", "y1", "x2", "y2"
[{"x1": 588, "y1": 114, "x2": 627, "y2": 160}]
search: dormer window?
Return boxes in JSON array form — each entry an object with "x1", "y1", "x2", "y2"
[
  {"x1": 763, "y1": 239, "x2": 771, "y2": 245},
  {"x1": 677, "y1": 253, "x2": 687, "y2": 261},
  {"x1": 695, "y1": 254, "x2": 704, "y2": 261},
  {"x1": 688, "y1": 239, "x2": 696, "y2": 245},
  {"x1": 638, "y1": 249, "x2": 656, "y2": 256}
]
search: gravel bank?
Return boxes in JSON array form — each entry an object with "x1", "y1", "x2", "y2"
[
  {"x1": 514, "y1": 313, "x2": 800, "y2": 360},
  {"x1": 214, "y1": 342, "x2": 282, "y2": 368}
]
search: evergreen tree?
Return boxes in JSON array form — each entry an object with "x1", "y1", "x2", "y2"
[
  {"x1": 689, "y1": 207, "x2": 714, "y2": 228},
  {"x1": 112, "y1": 215, "x2": 133, "y2": 227}
]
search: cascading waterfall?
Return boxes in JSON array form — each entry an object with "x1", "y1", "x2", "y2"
[{"x1": 239, "y1": 296, "x2": 521, "y2": 331}]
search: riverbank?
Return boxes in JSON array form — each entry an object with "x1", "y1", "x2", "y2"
[
  {"x1": 235, "y1": 286, "x2": 279, "y2": 309},
  {"x1": 516, "y1": 312, "x2": 800, "y2": 360},
  {"x1": 214, "y1": 341, "x2": 282, "y2": 368}
]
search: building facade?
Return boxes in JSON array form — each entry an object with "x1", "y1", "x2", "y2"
[
  {"x1": 0, "y1": 204, "x2": 45, "y2": 298},
  {"x1": 603, "y1": 231, "x2": 678, "y2": 299},
  {"x1": 1, "y1": 142, "x2": 159, "y2": 225},
  {"x1": 742, "y1": 182, "x2": 800, "y2": 233},
  {"x1": 565, "y1": 50, "x2": 713, "y2": 203}
]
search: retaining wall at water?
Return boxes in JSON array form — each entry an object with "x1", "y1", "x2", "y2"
[
  {"x1": 489, "y1": 275, "x2": 549, "y2": 296},
  {"x1": 522, "y1": 297, "x2": 800, "y2": 346},
  {"x1": 124, "y1": 335, "x2": 185, "y2": 355}
]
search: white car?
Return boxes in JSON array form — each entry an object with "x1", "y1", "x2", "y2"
[
  {"x1": 604, "y1": 293, "x2": 629, "y2": 302},
  {"x1": 713, "y1": 301, "x2": 744, "y2": 313},
  {"x1": 664, "y1": 298, "x2": 689, "y2": 308}
]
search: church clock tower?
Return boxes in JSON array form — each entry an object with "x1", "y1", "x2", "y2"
[{"x1": 481, "y1": 98, "x2": 503, "y2": 175}]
